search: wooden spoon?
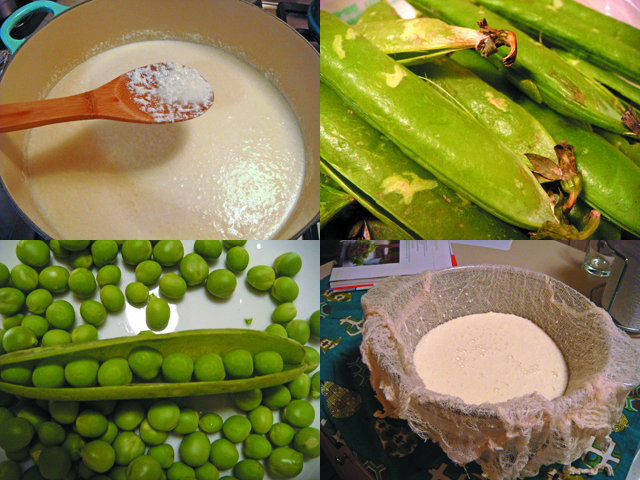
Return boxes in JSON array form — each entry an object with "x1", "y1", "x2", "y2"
[{"x1": 0, "y1": 62, "x2": 214, "y2": 133}]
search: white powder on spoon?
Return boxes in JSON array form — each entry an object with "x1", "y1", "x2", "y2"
[{"x1": 126, "y1": 62, "x2": 214, "y2": 123}]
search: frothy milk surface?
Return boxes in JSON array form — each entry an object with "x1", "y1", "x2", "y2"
[
  {"x1": 26, "y1": 40, "x2": 305, "y2": 238},
  {"x1": 413, "y1": 312, "x2": 568, "y2": 404}
]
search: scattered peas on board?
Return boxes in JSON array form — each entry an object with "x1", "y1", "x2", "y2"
[{"x1": 0, "y1": 240, "x2": 320, "y2": 480}]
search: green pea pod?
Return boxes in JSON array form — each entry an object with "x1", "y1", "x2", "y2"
[
  {"x1": 321, "y1": 11, "x2": 556, "y2": 231},
  {"x1": 408, "y1": 0, "x2": 631, "y2": 136},
  {"x1": 0, "y1": 329, "x2": 306, "y2": 401},
  {"x1": 553, "y1": 49, "x2": 640, "y2": 110},
  {"x1": 592, "y1": 126, "x2": 640, "y2": 168},
  {"x1": 475, "y1": 0, "x2": 640, "y2": 86},
  {"x1": 567, "y1": 199, "x2": 621, "y2": 241},
  {"x1": 320, "y1": 184, "x2": 353, "y2": 227},
  {"x1": 320, "y1": 160, "x2": 415, "y2": 239},
  {"x1": 320, "y1": 82, "x2": 527, "y2": 239}
]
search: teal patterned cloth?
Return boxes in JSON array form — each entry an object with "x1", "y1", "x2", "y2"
[{"x1": 319, "y1": 275, "x2": 640, "y2": 480}]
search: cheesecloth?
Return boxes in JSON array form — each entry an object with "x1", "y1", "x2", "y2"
[{"x1": 360, "y1": 265, "x2": 640, "y2": 480}]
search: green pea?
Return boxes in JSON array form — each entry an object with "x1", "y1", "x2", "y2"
[
  {"x1": 69, "y1": 249, "x2": 93, "y2": 270},
  {"x1": 223, "y1": 240, "x2": 247, "y2": 249},
  {"x1": 46, "y1": 300, "x2": 75, "y2": 329},
  {"x1": 179, "y1": 431, "x2": 211, "y2": 467},
  {"x1": 158, "y1": 273, "x2": 187, "y2": 300},
  {"x1": 0, "y1": 459, "x2": 21, "y2": 480},
  {"x1": 2, "y1": 325, "x2": 37, "y2": 352},
  {"x1": 121, "y1": 241, "x2": 153, "y2": 266},
  {"x1": 126, "y1": 455, "x2": 163, "y2": 480},
  {"x1": 72, "y1": 324, "x2": 98, "y2": 343},
  {"x1": 247, "y1": 406, "x2": 273, "y2": 435},
  {"x1": 267, "y1": 447, "x2": 303, "y2": 479},
  {"x1": 147, "y1": 400, "x2": 181, "y2": 432},
  {"x1": 79, "y1": 300, "x2": 107, "y2": 326},
  {"x1": 76, "y1": 409, "x2": 108, "y2": 438},
  {"x1": 222, "y1": 415, "x2": 251, "y2": 443},
  {"x1": 147, "y1": 444, "x2": 175, "y2": 469},
  {"x1": 282, "y1": 400, "x2": 315, "y2": 428},
  {"x1": 17, "y1": 404, "x2": 48, "y2": 431},
  {"x1": 231, "y1": 389, "x2": 262, "y2": 412},
  {"x1": 246, "y1": 265, "x2": 276, "y2": 291},
  {"x1": 128, "y1": 346, "x2": 163, "y2": 381},
  {"x1": 29, "y1": 441, "x2": 45, "y2": 465},
  {"x1": 99, "y1": 284, "x2": 125, "y2": 313},
  {"x1": 273, "y1": 252, "x2": 302, "y2": 277},
  {"x1": 153, "y1": 240, "x2": 185, "y2": 266},
  {"x1": 243, "y1": 435, "x2": 273, "y2": 461},
  {"x1": 146, "y1": 294, "x2": 170, "y2": 331},
  {"x1": 294, "y1": 426, "x2": 320, "y2": 459},
  {"x1": 68, "y1": 268, "x2": 96, "y2": 298},
  {"x1": 233, "y1": 458, "x2": 265, "y2": 480},
  {"x1": 265, "y1": 324, "x2": 287, "y2": 338},
  {"x1": 206, "y1": 269, "x2": 237, "y2": 299},
  {"x1": 49, "y1": 241, "x2": 69, "y2": 258},
  {"x1": 286, "y1": 374, "x2": 311, "y2": 400},
  {"x1": 253, "y1": 351, "x2": 283, "y2": 376},
  {"x1": 2, "y1": 313, "x2": 22, "y2": 330},
  {"x1": 10, "y1": 264, "x2": 39, "y2": 293},
  {"x1": 162, "y1": 352, "x2": 193, "y2": 382},
  {"x1": 198, "y1": 413, "x2": 223, "y2": 434},
  {"x1": 225, "y1": 247, "x2": 249, "y2": 273},
  {"x1": 91, "y1": 240, "x2": 119, "y2": 267},
  {"x1": 112, "y1": 431, "x2": 145, "y2": 466},
  {"x1": 0, "y1": 262, "x2": 9, "y2": 287},
  {"x1": 82, "y1": 440, "x2": 115, "y2": 473},
  {"x1": 0, "y1": 416, "x2": 34, "y2": 452},
  {"x1": 39, "y1": 446, "x2": 72, "y2": 480},
  {"x1": 16, "y1": 240, "x2": 50, "y2": 268},
  {"x1": 96, "y1": 265, "x2": 121, "y2": 287},
  {"x1": 172, "y1": 407, "x2": 200, "y2": 436},
  {"x1": 113, "y1": 400, "x2": 145, "y2": 431},
  {"x1": 308, "y1": 310, "x2": 320, "y2": 339},
  {"x1": 209, "y1": 439, "x2": 239, "y2": 470},
  {"x1": 41, "y1": 329, "x2": 72, "y2": 347},
  {"x1": 1, "y1": 364, "x2": 33, "y2": 386},
  {"x1": 285, "y1": 320, "x2": 310, "y2": 345},
  {"x1": 0, "y1": 287, "x2": 25, "y2": 316},
  {"x1": 85, "y1": 399, "x2": 117, "y2": 416},
  {"x1": 303, "y1": 347, "x2": 319, "y2": 374},
  {"x1": 180, "y1": 253, "x2": 209, "y2": 286},
  {"x1": 195, "y1": 462, "x2": 219, "y2": 480},
  {"x1": 271, "y1": 303, "x2": 296, "y2": 324},
  {"x1": 271, "y1": 277, "x2": 299, "y2": 303},
  {"x1": 38, "y1": 421, "x2": 66, "y2": 446},
  {"x1": 59, "y1": 240, "x2": 90, "y2": 251},
  {"x1": 39, "y1": 266, "x2": 69, "y2": 293},
  {"x1": 194, "y1": 353, "x2": 225, "y2": 382},
  {"x1": 26, "y1": 289, "x2": 53, "y2": 315},
  {"x1": 49, "y1": 400, "x2": 79, "y2": 425},
  {"x1": 167, "y1": 461, "x2": 195, "y2": 480},
  {"x1": 311, "y1": 371, "x2": 320, "y2": 399},
  {"x1": 0, "y1": 406, "x2": 14, "y2": 425},
  {"x1": 22, "y1": 465, "x2": 46, "y2": 480},
  {"x1": 21, "y1": 314, "x2": 49, "y2": 339},
  {"x1": 136, "y1": 260, "x2": 163, "y2": 285},
  {"x1": 223, "y1": 349, "x2": 253, "y2": 379},
  {"x1": 261, "y1": 386, "x2": 291, "y2": 410},
  {"x1": 109, "y1": 466, "x2": 128, "y2": 480},
  {"x1": 99, "y1": 420, "x2": 119, "y2": 445},
  {"x1": 98, "y1": 357, "x2": 133, "y2": 386},
  {"x1": 139, "y1": 418, "x2": 169, "y2": 446},
  {"x1": 194, "y1": 240, "x2": 223, "y2": 261},
  {"x1": 64, "y1": 356, "x2": 99, "y2": 387},
  {"x1": 61, "y1": 431, "x2": 84, "y2": 461},
  {"x1": 269, "y1": 422, "x2": 296, "y2": 447}
]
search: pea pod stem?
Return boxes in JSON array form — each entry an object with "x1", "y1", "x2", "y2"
[
  {"x1": 354, "y1": 17, "x2": 517, "y2": 66},
  {"x1": 0, "y1": 329, "x2": 306, "y2": 401}
]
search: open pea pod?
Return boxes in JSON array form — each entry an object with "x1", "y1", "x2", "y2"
[{"x1": 0, "y1": 329, "x2": 306, "y2": 401}]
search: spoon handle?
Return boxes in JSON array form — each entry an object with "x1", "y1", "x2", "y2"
[{"x1": 0, "y1": 93, "x2": 98, "y2": 133}]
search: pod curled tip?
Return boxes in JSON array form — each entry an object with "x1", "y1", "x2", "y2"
[{"x1": 476, "y1": 18, "x2": 517, "y2": 67}]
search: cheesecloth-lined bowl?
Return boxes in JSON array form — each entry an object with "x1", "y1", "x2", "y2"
[{"x1": 360, "y1": 265, "x2": 640, "y2": 480}]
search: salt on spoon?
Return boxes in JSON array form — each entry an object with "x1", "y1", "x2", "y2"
[{"x1": 0, "y1": 62, "x2": 214, "y2": 133}]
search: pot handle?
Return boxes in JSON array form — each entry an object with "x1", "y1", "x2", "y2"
[{"x1": 1, "y1": 0, "x2": 68, "y2": 54}]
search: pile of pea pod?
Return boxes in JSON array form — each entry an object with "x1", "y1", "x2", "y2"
[
  {"x1": 320, "y1": 0, "x2": 640, "y2": 240},
  {"x1": 0, "y1": 240, "x2": 320, "y2": 480}
]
